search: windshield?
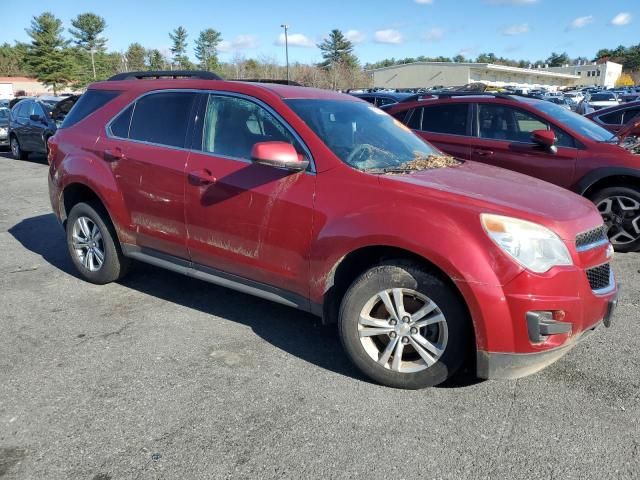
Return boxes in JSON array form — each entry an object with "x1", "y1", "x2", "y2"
[
  {"x1": 0, "y1": 109, "x2": 8, "y2": 120},
  {"x1": 285, "y1": 99, "x2": 442, "y2": 170},
  {"x1": 532, "y1": 101, "x2": 614, "y2": 142},
  {"x1": 589, "y1": 93, "x2": 616, "y2": 102}
]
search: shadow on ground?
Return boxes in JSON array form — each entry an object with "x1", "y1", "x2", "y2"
[{"x1": 9, "y1": 212, "x2": 482, "y2": 388}]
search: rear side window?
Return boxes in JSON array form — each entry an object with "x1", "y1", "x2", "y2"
[
  {"x1": 421, "y1": 104, "x2": 469, "y2": 135},
  {"x1": 60, "y1": 90, "x2": 119, "y2": 128},
  {"x1": 128, "y1": 92, "x2": 198, "y2": 148},
  {"x1": 109, "y1": 105, "x2": 133, "y2": 138},
  {"x1": 407, "y1": 108, "x2": 423, "y2": 130},
  {"x1": 598, "y1": 110, "x2": 624, "y2": 125}
]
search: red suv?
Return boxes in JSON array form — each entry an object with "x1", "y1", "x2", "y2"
[
  {"x1": 48, "y1": 72, "x2": 617, "y2": 389},
  {"x1": 384, "y1": 93, "x2": 640, "y2": 252}
]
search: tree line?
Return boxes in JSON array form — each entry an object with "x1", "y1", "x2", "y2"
[
  {"x1": 0, "y1": 13, "x2": 369, "y2": 93},
  {"x1": 1, "y1": 11, "x2": 639, "y2": 94}
]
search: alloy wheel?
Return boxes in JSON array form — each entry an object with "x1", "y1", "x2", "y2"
[
  {"x1": 72, "y1": 216, "x2": 105, "y2": 272},
  {"x1": 10, "y1": 138, "x2": 19, "y2": 158},
  {"x1": 597, "y1": 195, "x2": 640, "y2": 246},
  {"x1": 358, "y1": 288, "x2": 448, "y2": 373}
]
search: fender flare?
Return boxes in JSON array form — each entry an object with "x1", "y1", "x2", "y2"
[{"x1": 574, "y1": 167, "x2": 640, "y2": 196}]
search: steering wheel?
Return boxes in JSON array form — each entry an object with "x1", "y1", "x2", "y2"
[{"x1": 345, "y1": 144, "x2": 377, "y2": 166}]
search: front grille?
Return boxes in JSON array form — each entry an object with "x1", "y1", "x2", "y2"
[
  {"x1": 586, "y1": 263, "x2": 611, "y2": 291},
  {"x1": 576, "y1": 225, "x2": 608, "y2": 251}
]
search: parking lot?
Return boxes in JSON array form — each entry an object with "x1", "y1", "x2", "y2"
[{"x1": 0, "y1": 152, "x2": 639, "y2": 479}]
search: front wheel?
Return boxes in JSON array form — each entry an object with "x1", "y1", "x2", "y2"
[
  {"x1": 339, "y1": 262, "x2": 470, "y2": 389},
  {"x1": 590, "y1": 186, "x2": 640, "y2": 253}
]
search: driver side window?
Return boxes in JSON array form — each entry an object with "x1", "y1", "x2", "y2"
[
  {"x1": 202, "y1": 95, "x2": 306, "y2": 161},
  {"x1": 478, "y1": 104, "x2": 575, "y2": 148}
]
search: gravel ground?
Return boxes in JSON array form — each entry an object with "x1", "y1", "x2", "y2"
[{"x1": 0, "y1": 152, "x2": 638, "y2": 480}]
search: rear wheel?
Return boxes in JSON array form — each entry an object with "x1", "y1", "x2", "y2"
[
  {"x1": 339, "y1": 262, "x2": 470, "y2": 389},
  {"x1": 66, "y1": 202, "x2": 130, "y2": 284},
  {"x1": 10, "y1": 136, "x2": 28, "y2": 160},
  {"x1": 590, "y1": 186, "x2": 640, "y2": 253}
]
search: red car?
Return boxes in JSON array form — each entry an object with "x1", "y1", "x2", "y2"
[
  {"x1": 47, "y1": 72, "x2": 617, "y2": 389},
  {"x1": 385, "y1": 93, "x2": 640, "y2": 252},
  {"x1": 585, "y1": 100, "x2": 640, "y2": 137}
]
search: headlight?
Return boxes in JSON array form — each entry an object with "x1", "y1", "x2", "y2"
[
  {"x1": 481, "y1": 214, "x2": 572, "y2": 273},
  {"x1": 0, "y1": 127, "x2": 7, "y2": 135}
]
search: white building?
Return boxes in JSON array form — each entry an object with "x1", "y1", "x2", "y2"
[
  {"x1": 368, "y1": 62, "x2": 582, "y2": 90},
  {"x1": 546, "y1": 61, "x2": 623, "y2": 89}
]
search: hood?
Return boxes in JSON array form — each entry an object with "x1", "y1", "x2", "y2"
[
  {"x1": 617, "y1": 116, "x2": 640, "y2": 143},
  {"x1": 51, "y1": 95, "x2": 80, "y2": 125},
  {"x1": 379, "y1": 161, "x2": 601, "y2": 240}
]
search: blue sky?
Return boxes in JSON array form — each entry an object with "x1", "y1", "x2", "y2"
[{"x1": 1, "y1": 0, "x2": 638, "y2": 65}]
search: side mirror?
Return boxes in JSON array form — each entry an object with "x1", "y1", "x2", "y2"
[
  {"x1": 531, "y1": 129, "x2": 557, "y2": 153},
  {"x1": 250, "y1": 141, "x2": 309, "y2": 172}
]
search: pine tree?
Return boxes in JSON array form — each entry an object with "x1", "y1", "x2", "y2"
[
  {"x1": 194, "y1": 29, "x2": 222, "y2": 72},
  {"x1": 125, "y1": 43, "x2": 146, "y2": 71},
  {"x1": 169, "y1": 26, "x2": 192, "y2": 69},
  {"x1": 69, "y1": 13, "x2": 107, "y2": 80},
  {"x1": 25, "y1": 12, "x2": 73, "y2": 94},
  {"x1": 146, "y1": 49, "x2": 165, "y2": 70},
  {"x1": 317, "y1": 29, "x2": 358, "y2": 69}
]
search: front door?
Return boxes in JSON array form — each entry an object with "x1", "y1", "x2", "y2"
[
  {"x1": 184, "y1": 93, "x2": 315, "y2": 298},
  {"x1": 470, "y1": 103, "x2": 578, "y2": 188}
]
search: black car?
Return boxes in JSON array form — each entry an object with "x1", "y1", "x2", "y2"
[
  {"x1": 348, "y1": 91, "x2": 415, "y2": 107},
  {"x1": 0, "y1": 108, "x2": 9, "y2": 148},
  {"x1": 8, "y1": 96, "x2": 79, "y2": 159}
]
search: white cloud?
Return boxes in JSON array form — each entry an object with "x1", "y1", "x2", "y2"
[
  {"x1": 567, "y1": 15, "x2": 594, "y2": 30},
  {"x1": 424, "y1": 28, "x2": 445, "y2": 41},
  {"x1": 345, "y1": 30, "x2": 365, "y2": 44},
  {"x1": 275, "y1": 32, "x2": 314, "y2": 48},
  {"x1": 374, "y1": 29, "x2": 404, "y2": 44},
  {"x1": 415, "y1": 0, "x2": 434, "y2": 4},
  {"x1": 218, "y1": 35, "x2": 260, "y2": 52},
  {"x1": 502, "y1": 23, "x2": 529, "y2": 35},
  {"x1": 610, "y1": 12, "x2": 632, "y2": 26}
]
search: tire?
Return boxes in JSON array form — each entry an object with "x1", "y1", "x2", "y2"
[
  {"x1": 589, "y1": 186, "x2": 640, "y2": 253},
  {"x1": 10, "y1": 135, "x2": 29, "y2": 160},
  {"x1": 339, "y1": 261, "x2": 470, "y2": 389},
  {"x1": 66, "y1": 202, "x2": 130, "y2": 284}
]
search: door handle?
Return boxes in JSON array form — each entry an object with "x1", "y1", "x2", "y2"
[
  {"x1": 188, "y1": 169, "x2": 217, "y2": 186},
  {"x1": 103, "y1": 148, "x2": 126, "y2": 162},
  {"x1": 472, "y1": 149, "x2": 494, "y2": 156}
]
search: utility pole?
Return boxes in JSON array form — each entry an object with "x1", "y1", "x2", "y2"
[{"x1": 280, "y1": 24, "x2": 289, "y2": 84}]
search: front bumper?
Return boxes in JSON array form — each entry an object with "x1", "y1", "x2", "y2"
[
  {"x1": 0, "y1": 136, "x2": 8, "y2": 146},
  {"x1": 464, "y1": 240, "x2": 618, "y2": 380}
]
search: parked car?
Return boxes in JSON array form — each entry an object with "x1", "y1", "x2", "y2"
[
  {"x1": 8, "y1": 96, "x2": 79, "y2": 159},
  {"x1": 577, "y1": 92, "x2": 620, "y2": 114},
  {"x1": 0, "y1": 107, "x2": 9, "y2": 149},
  {"x1": 348, "y1": 91, "x2": 414, "y2": 107},
  {"x1": 585, "y1": 101, "x2": 640, "y2": 137},
  {"x1": 544, "y1": 96, "x2": 572, "y2": 110},
  {"x1": 384, "y1": 92, "x2": 640, "y2": 251},
  {"x1": 0, "y1": 99, "x2": 10, "y2": 108},
  {"x1": 48, "y1": 71, "x2": 617, "y2": 389}
]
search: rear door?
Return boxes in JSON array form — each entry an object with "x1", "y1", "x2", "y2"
[
  {"x1": 469, "y1": 103, "x2": 578, "y2": 188},
  {"x1": 102, "y1": 90, "x2": 199, "y2": 258},
  {"x1": 184, "y1": 92, "x2": 315, "y2": 299},
  {"x1": 407, "y1": 103, "x2": 472, "y2": 160}
]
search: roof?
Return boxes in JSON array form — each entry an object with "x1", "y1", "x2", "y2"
[
  {"x1": 91, "y1": 78, "x2": 354, "y2": 101},
  {"x1": 367, "y1": 62, "x2": 580, "y2": 79}
]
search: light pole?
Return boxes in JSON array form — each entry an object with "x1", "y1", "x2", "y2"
[{"x1": 280, "y1": 24, "x2": 289, "y2": 84}]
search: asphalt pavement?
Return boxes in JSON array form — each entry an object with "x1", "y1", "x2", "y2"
[{"x1": 0, "y1": 152, "x2": 638, "y2": 479}]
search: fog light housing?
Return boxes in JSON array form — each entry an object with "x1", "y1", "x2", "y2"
[{"x1": 526, "y1": 311, "x2": 572, "y2": 343}]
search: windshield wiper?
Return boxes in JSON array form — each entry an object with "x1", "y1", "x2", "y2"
[{"x1": 362, "y1": 166, "x2": 418, "y2": 174}]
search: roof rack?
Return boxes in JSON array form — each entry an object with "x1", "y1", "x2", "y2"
[
  {"x1": 398, "y1": 90, "x2": 518, "y2": 104},
  {"x1": 108, "y1": 70, "x2": 222, "y2": 81},
  {"x1": 230, "y1": 79, "x2": 302, "y2": 86}
]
